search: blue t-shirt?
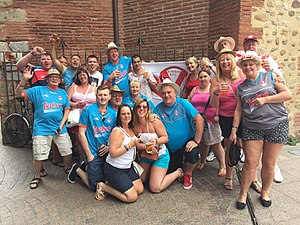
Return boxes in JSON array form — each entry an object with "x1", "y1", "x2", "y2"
[
  {"x1": 102, "y1": 56, "x2": 132, "y2": 97},
  {"x1": 122, "y1": 93, "x2": 155, "y2": 111},
  {"x1": 63, "y1": 68, "x2": 76, "y2": 90},
  {"x1": 78, "y1": 103, "x2": 117, "y2": 157},
  {"x1": 25, "y1": 86, "x2": 70, "y2": 136},
  {"x1": 153, "y1": 97, "x2": 199, "y2": 152}
]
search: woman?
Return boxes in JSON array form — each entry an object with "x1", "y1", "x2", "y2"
[
  {"x1": 95, "y1": 104, "x2": 144, "y2": 202},
  {"x1": 133, "y1": 98, "x2": 183, "y2": 193},
  {"x1": 68, "y1": 68, "x2": 96, "y2": 162},
  {"x1": 210, "y1": 47, "x2": 244, "y2": 190},
  {"x1": 181, "y1": 56, "x2": 200, "y2": 99},
  {"x1": 189, "y1": 71, "x2": 226, "y2": 177},
  {"x1": 230, "y1": 51, "x2": 292, "y2": 209}
]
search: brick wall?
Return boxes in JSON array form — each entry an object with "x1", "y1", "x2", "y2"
[
  {"x1": 1, "y1": 0, "x2": 119, "y2": 58},
  {"x1": 123, "y1": 0, "x2": 209, "y2": 61}
]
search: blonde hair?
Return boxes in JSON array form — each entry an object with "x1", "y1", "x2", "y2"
[
  {"x1": 130, "y1": 80, "x2": 141, "y2": 87},
  {"x1": 185, "y1": 56, "x2": 199, "y2": 65},
  {"x1": 216, "y1": 53, "x2": 239, "y2": 81}
]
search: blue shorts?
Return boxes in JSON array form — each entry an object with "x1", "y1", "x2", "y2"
[
  {"x1": 140, "y1": 148, "x2": 170, "y2": 169},
  {"x1": 103, "y1": 162, "x2": 140, "y2": 193},
  {"x1": 87, "y1": 156, "x2": 106, "y2": 192}
]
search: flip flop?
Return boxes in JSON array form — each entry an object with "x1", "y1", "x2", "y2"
[
  {"x1": 95, "y1": 182, "x2": 106, "y2": 201},
  {"x1": 251, "y1": 181, "x2": 262, "y2": 193},
  {"x1": 30, "y1": 177, "x2": 42, "y2": 189},
  {"x1": 224, "y1": 177, "x2": 233, "y2": 190}
]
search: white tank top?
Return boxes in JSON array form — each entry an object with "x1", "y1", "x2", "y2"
[{"x1": 106, "y1": 127, "x2": 136, "y2": 169}]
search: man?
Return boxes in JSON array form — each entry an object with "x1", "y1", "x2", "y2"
[
  {"x1": 239, "y1": 34, "x2": 284, "y2": 183},
  {"x1": 58, "y1": 56, "x2": 68, "y2": 67},
  {"x1": 213, "y1": 36, "x2": 236, "y2": 53},
  {"x1": 50, "y1": 34, "x2": 81, "y2": 89},
  {"x1": 87, "y1": 54, "x2": 103, "y2": 87},
  {"x1": 153, "y1": 79, "x2": 204, "y2": 189},
  {"x1": 108, "y1": 85, "x2": 124, "y2": 112},
  {"x1": 16, "y1": 68, "x2": 72, "y2": 189},
  {"x1": 128, "y1": 54, "x2": 157, "y2": 100},
  {"x1": 67, "y1": 86, "x2": 116, "y2": 192},
  {"x1": 123, "y1": 80, "x2": 154, "y2": 111},
  {"x1": 16, "y1": 46, "x2": 53, "y2": 87},
  {"x1": 102, "y1": 42, "x2": 132, "y2": 97}
]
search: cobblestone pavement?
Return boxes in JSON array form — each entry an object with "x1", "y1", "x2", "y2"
[{"x1": 1, "y1": 143, "x2": 300, "y2": 225}]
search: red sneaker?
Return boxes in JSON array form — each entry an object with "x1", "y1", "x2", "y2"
[{"x1": 183, "y1": 172, "x2": 193, "y2": 189}]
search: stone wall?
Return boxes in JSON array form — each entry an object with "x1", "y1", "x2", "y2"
[{"x1": 248, "y1": 0, "x2": 300, "y2": 139}]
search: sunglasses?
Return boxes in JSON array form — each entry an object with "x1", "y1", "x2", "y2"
[{"x1": 137, "y1": 105, "x2": 148, "y2": 109}]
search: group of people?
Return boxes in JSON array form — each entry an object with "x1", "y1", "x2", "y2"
[{"x1": 14, "y1": 33, "x2": 291, "y2": 209}]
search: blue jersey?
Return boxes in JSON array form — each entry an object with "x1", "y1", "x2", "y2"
[
  {"x1": 102, "y1": 56, "x2": 132, "y2": 97},
  {"x1": 78, "y1": 103, "x2": 117, "y2": 157},
  {"x1": 63, "y1": 68, "x2": 76, "y2": 90},
  {"x1": 24, "y1": 86, "x2": 70, "y2": 136},
  {"x1": 153, "y1": 97, "x2": 199, "y2": 152},
  {"x1": 122, "y1": 93, "x2": 155, "y2": 111}
]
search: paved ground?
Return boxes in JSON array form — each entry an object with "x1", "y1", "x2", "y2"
[{"x1": 0, "y1": 141, "x2": 300, "y2": 225}]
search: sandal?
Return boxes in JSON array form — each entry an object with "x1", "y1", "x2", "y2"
[
  {"x1": 95, "y1": 182, "x2": 106, "y2": 201},
  {"x1": 251, "y1": 181, "x2": 262, "y2": 193},
  {"x1": 224, "y1": 177, "x2": 233, "y2": 190},
  {"x1": 30, "y1": 177, "x2": 42, "y2": 189},
  {"x1": 218, "y1": 168, "x2": 226, "y2": 177},
  {"x1": 197, "y1": 163, "x2": 206, "y2": 170},
  {"x1": 40, "y1": 169, "x2": 47, "y2": 177}
]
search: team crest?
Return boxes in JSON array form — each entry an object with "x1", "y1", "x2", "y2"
[
  {"x1": 260, "y1": 80, "x2": 267, "y2": 86},
  {"x1": 107, "y1": 118, "x2": 111, "y2": 123},
  {"x1": 58, "y1": 96, "x2": 62, "y2": 100},
  {"x1": 174, "y1": 110, "x2": 178, "y2": 116}
]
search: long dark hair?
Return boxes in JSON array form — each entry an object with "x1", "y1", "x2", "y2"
[
  {"x1": 73, "y1": 68, "x2": 89, "y2": 85},
  {"x1": 116, "y1": 104, "x2": 134, "y2": 128}
]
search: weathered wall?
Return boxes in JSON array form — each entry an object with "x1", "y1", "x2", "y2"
[
  {"x1": 123, "y1": 0, "x2": 209, "y2": 61},
  {"x1": 243, "y1": 0, "x2": 300, "y2": 139}
]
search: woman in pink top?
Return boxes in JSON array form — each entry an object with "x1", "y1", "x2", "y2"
[
  {"x1": 210, "y1": 48, "x2": 244, "y2": 190},
  {"x1": 68, "y1": 68, "x2": 96, "y2": 162},
  {"x1": 189, "y1": 71, "x2": 226, "y2": 177},
  {"x1": 181, "y1": 56, "x2": 200, "y2": 99}
]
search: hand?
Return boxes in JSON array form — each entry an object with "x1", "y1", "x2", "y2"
[
  {"x1": 32, "y1": 46, "x2": 45, "y2": 56},
  {"x1": 98, "y1": 145, "x2": 109, "y2": 156},
  {"x1": 185, "y1": 140, "x2": 198, "y2": 152},
  {"x1": 55, "y1": 127, "x2": 61, "y2": 135},
  {"x1": 23, "y1": 66, "x2": 34, "y2": 81},
  {"x1": 49, "y1": 33, "x2": 60, "y2": 44},
  {"x1": 252, "y1": 97, "x2": 266, "y2": 107},
  {"x1": 262, "y1": 60, "x2": 271, "y2": 72},
  {"x1": 149, "y1": 114, "x2": 159, "y2": 122},
  {"x1": 274, "y1": 74, "x2": 286, "y2": 84},
  {"x1": 143, "y1": 71, "x2": 149, "y2": 80},
  {"x1": 77, "y1": 101, "x2": 86, "y2": 108},
  {"x1": 200, "y1": 57, "x2": 211, "y2": 67},
  {"x1": 229, "y1": 131, "x2": 237, "y2": 144},
  {"x1": 110, "y1": 70, "x2": 121, "y2": 80},
  {"x1": 213, "y1": 115, "x2": 219, "y2": 122}
]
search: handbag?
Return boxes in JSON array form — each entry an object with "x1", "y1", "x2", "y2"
[
  {"x1": 132, "y1": 161, "x2": 144, "y2": 176},
  {"x1": 66, "y1": 108, "x2": 80, "y2": 128},
  {"x1": 228, "y1": 142, "x2": 242, "y2": 167},
  {"x1": 141, "y1": 149, "x2": 158, "y2": 161}
]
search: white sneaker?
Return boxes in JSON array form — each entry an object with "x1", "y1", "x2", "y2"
[
  {"x1": 274, "y1": 165, "x2": 283, "y2": 183},
  {"x1": 206, "y1": 151, "x2": 216, "y2": 162}
]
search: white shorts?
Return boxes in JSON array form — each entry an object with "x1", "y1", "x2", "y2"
[
  {"x1": 202, "y1": 122, "x2": 223, "y2": 146},
  {"x1": 32, "y1": 133, "x2": 72, "y2": 161}
]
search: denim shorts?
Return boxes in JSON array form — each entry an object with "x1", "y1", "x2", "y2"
[
  {"x1": 140, "y1": 148, "x2": 170, "y2": 169},
  {"x1": 242, "y1": 118, "x2": 289, "y2": 144},
  {"x1": 103, "y1": 162, "x2": 140, "y2": 193},
  {"x1": 87, "y1": 156, "x2": 106, "y2": 192}
]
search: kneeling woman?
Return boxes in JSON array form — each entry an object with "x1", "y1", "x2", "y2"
[
  {"x1": 133, "y1": 98, "x2": 183, "y2": 193},
  {"x1": 95, "y1": 104, "x2": 144, "y2": 202}
]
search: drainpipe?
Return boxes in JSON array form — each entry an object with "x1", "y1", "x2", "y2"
[{"x1": 112, "y1": 0, "x2": 119, "y2": 46}]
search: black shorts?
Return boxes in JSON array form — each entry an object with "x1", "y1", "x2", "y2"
[
  {"x1": 219, "y1": 115, "x2": 242, "y2": 139},
  {"x1": 103, "y1": 162, "x2": 140, "y2": 193}
]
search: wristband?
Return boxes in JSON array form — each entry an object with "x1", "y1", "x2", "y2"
[
  {"x1": 193, "y1": 139, "x2": 200, "y2": 145},
  {"x1": 30, "y1": 51, "x2": 36, "y2": 57},
  {"x1": 213, "y1": 92, "x2": 219, "y2": 96},
  {"x1": 124, "y1": 145, "x2": 129, "y2": 151},
  {"x1": 232, "y1": 126, "x2": 238, "y2": 129}
]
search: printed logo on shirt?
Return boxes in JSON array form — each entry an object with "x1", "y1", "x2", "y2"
[
  {"x1": 260, "y1": 80, "x2": 267, "y2": 86},
  {"x1": 58, "y1": 96, "x2": 62, "y2": 100},
  {"x1": 174, "y1": 110, "x2": 178, "y2": 116},
  {"x1": 42, "y1": 94, "x2": 49, "y2": 98},
  {"x1": 93, "y1": 126, "x2": 112, "y2": 138},
  {"x1": 107, "y1": 118, "x2": 111, "y2": 123},
  {"x1": 246, "y1": 91, "x2": 269, "y2": 112},
  {"x1": 43, "y1": 102, "x2": 63, "y2": 113},
  {"x1": 93, "y1": 117, "x2": 99, "y2": 121}
]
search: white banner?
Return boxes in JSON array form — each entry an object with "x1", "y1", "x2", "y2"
[{"x1": 143, "y1": 61, "x2": 188, "y2": 105}]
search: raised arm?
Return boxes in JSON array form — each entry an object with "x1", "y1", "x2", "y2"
[
  {"x1": 16, "y1": 66, "x2": 33, "y2": 97},
  {"x1": 50, "y1": 34, "x2": 66, "y2": 73},
  {"x1": 16, "y1": 46, "x2": 44, "y2": 71}
]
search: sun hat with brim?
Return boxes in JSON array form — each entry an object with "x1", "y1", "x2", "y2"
[
  {"x1": 111, "y1": 85, "x2": 125, "y2": 95},
  {"x1": 46, "y1": 69, "x2": 61, "y2": 77},
  {"x1": 157, "y1": 78, "x2": 180, "y2": 96},
  {"x1": 243, "y1": 35, "x2": 258, "y2": 44},
  {"x1": 214, "y1": 36, "x2": 236, "y2": 53},
  {"x1": 216, "y1": 47, "x2": 236, "y2": 60},
  {"x1": 107, "y1": 42, "x2": 119, "y2": 52},
  {"x1": 237, "y1": 51, "x2": 261, "y2": 67}
]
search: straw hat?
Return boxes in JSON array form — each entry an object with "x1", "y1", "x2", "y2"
[
  {"x1": 238, "y1": 51, "x2": 261, "y2": 67},
  {"x1": 46, "y1": 69, "x2": 61, "y2": 77},
  {"x1": 157, "y1": 78, "x2": 180, "y2": 96},
  {"x1": 216, "y1": 47, "x2": 236, "y2": 60},
  {"x1": 111, "y1": 85, "x2": 125, "y2": 95},
  {"x1": 107, "y1": 42, "x2": 119, "y2": 52},
  {"x1": 214, "y1": 36, "x2": 236, "y2": 53}
]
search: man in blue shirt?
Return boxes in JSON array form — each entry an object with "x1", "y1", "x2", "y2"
[
  {"x1": 16, "y1": 68, "x2": 73, "y2": 189},
  {"x1": 102, "y1": 42, "x2": 132, "y2": 97},
  {"x1": 67, "y1": 85, "x2": 117, "y2": 192},
  {"x1": 154, "y1": 79, "x2": 204, "y2": 189}
]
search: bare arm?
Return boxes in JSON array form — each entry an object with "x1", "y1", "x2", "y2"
[
  {"x1": 185, "y1": 113, "x2": 204, "y2": 152},
  {"x1": 229, "y1": 97, "x2": 242, "y2": 143},
  {"x1": 152, "y1": 119, "x2": 168, "y2": 145},
  {"x1": 79, "y1": 126, "x2": 94, "y2": 162},
  {"x1": 16, "y1": 46, "x2": 44, "y2": 71},
  {"x1": 15, "y1": 66, "x2": 33, "y2": 97},
  {"x1": 209, "y1": 78, "x2": 220, "y2": 108},
  {"x1": 58, "y1": 109, "x2": 70, "y2": 132},
  {"x1": 50, "y1": 39, "x2": 66, "y2": 73}
]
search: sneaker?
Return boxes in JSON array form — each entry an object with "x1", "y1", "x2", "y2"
[
  {"x1": 206, "y1": 151, "x2": 216, "y2": 162},
  {"x1": 183, "y1": 172, "x2": 193, "y2": 189},
  {"x1": 79, "y1": 161, "x2": 87, "y2": 172},
  {"x1": 67, "y1": 163, "x2": 79, "y2": 184},
  {"x1": 274, "y1": 165, "x2": 283, "y2": 183},
  {"x1": 240, "y1": 149, "x2": 245, "y2": 163}
]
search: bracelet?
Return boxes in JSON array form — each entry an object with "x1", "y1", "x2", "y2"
[
  {"x1": 209, "y1": 63, "x2": 213, "y2": 69},
  {"x1": 232, "y1": 126, "x2": 238, "y2": 129},
  {"x1": 30, "y1": 51, "x2": 36, "y2": 57},
  {"x1": 213, "y1": 92, "x2": 219, "y2": 96},
  {"x1": 124, "y1": 145, "x2": 129, "y2": 151},
  {"x1": 127, "y1": 143, "x2": 132, "y2": 149},
  {"x1": 193, "y1": 139, "x2": 200, "y2": 145}
]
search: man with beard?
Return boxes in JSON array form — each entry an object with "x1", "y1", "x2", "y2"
[{"x1": 108, "y1": 85, "x2": 124, "y2": 112}]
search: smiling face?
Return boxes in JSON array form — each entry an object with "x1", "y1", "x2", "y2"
[
  {"x1": 70, "y1": 55, "x2": 81, "y2": 69},
  {"x1": 240, "y1": 60, "x2": 259, "y2": 80},
  {"x1": 110, "y1": 91, "x2": 123, "y2": 108},
  {"x1": 219, "y1": 53, "x2": 234, "y2": 73},
  {"x1": 87, "y1": 57, "x2": 98, "y2": 73},
  {"x1": 243, "y1": 40, "x2": 258, "y2": 52},
  {"x1": 47, "y1": 75, "x2": 61, "y2": 87},
  {"x1": 132, "y1": 57, "x2": 142, "y2": 71},
  {"x1": 186, "y1": 61, "x2": 198, "y2": 72},
  {"x1": 77, "y1": 71, "x2": 89, "y2": 84},
  {"x1": 96, "y1": 88, "x2": 111, "y2": 107},
  {"x1": 120, "y1": 106, "x2": 132, "y2": 125},
  {"x1": 218, "y1": 40, "x2": 232, "y2": 51},
  {"x1": 199, "y1": 71, "x2": 210, "y2": 89},
  {"x1": 108, "y1": 48, "x2": 119, "y2": 64},
  {"x1": 130, "y1": 81, "x2": 141, "y2": 98},
  {"x1": 161, "y1": 85, "x2": 177, "y2": 106},
  {"x1": 135, "y1": 100, "x2": 149, "y2": 119},
  {"x1": 41, "y1": 55, "x2": 53, "y2": 70}
]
